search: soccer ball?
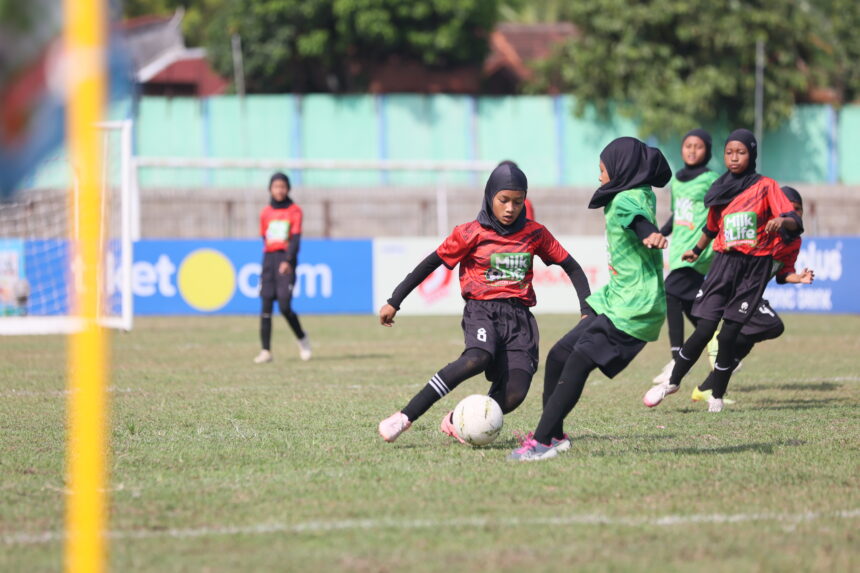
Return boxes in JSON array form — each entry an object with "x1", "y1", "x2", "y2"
[{"x1": 452, "y1": 395, "x2": 504, "y2": 446}]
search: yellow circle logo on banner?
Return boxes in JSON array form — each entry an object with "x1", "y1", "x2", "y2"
[{"x1": 177, "y1": 249, "x2": 236, "y2": 311}]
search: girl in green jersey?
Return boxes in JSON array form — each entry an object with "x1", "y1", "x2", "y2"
[
  {"x1": 509, "y1": 137, "x2": 671, "y2": 461},
  {"x1": 653, "y1": 129, "x2": 719, "y2": 384}
]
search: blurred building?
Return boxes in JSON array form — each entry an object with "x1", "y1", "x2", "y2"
[{"x1": 121, "y1": 9, "x2": 228, "y2": 97}]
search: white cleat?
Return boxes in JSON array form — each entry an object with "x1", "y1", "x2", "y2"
[
  {"x1": 652, "y1": 359, "x2": 675, "y2": 384},
  {"x1": 708, "y1": 397, "x2": 724, "y2": 413},
  {"x1": 298, "y1": 336, "x2": 312, "y2": 361},
  {"x1": 643, "y1": 382, "x2": 679, "y2": 408},
  {"x1": 253, "y1": 349, "x2": 273, "y2": 364},
  {"x1": 378, "y1": 412, "x2": 411, "y2": 442}
]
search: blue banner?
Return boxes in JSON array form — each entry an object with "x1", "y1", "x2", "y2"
[
  {"x1": 764, "y1": 237, "x2": 859, "y2": 314},
  {"x1": 131, "y1": 239, "x2": 373, "y2": 315}
]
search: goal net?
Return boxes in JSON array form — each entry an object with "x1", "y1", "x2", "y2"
[{"x1": 0, "y1": 120, "x2": 133, "y2": 334}]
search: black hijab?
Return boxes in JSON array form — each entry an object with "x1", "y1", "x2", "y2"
[
  {"x1": 477, "y1": 162, "x2": 528, "y2": 236},
  {"x1": 704, "y1": 129, "x2": 762, "y2": 207},
  {"x1": 781, "y1": 185, "x2": 802, "y2": 207},
  {"x1": 588, "y1": 137, "x2": 672, "y2": 209},
  {"x1": 674, "y1": 128, "x2": 713, "y2": 182},
  {"x1": 269, "y1": 172, "x2": 293, "y2": 209}
]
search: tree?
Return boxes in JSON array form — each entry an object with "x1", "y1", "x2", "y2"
[
  {"x1": 202, "y1": 0, "x2": 499, "y2": 93},
  {"x1": 528, "y1": 0, "x2": 849, "y2": 138}
]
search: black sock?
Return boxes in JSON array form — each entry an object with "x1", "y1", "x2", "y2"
[
  {"x1": 401, "y1": 348, "x2": 491, "y2": 422},
  {"x1": 260, "y1": 314, "x2": 272, "y2": 351},
  {"x1": 284, "y1": 310, "x2": 305, "y2": 340},
  {"x1": 711, "y1": 320, "x2": 743, "y2": 399},
  {"x1": 533, "y1": 349, "x2": 596, "y2": 445},
  {"x1": 666, "y1": 294, "x2": 686, "y2": 361},
  {"x1": 669, "y1": 319, "x2": 718, "y2": 387}
]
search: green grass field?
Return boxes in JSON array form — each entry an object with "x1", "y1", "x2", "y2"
[{"x1": 1, "y1": 314, "x2": 858, "y2": 572}]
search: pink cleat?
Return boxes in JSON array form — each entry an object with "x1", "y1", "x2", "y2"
[
  {"x1": 440, "y1": 411, "x2": 467, "y2": 444},
  {"x1": 378, "y1": 412, "x2": 411, "y2": 442}
]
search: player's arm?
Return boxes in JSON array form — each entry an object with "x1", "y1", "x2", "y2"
[
  {"x1": 779, "y1": 268, "x2": 814, "y2": 284},
  {"x1": 764, "y1": 183, "x2": 803, "y2": 235},
  {"x1": 380, "y1": 252, "x2": 445, "y2": 326},
  {"x1": 659, "y1": 214, "x2": 673, "y2": 237},
  {"x1": 281, "y1": 233, "x2": 301, "y2": 274},
  {"x1": 557, "y1": 255, "x2": 594, "y2": 318},
  {"x1": 629, "y1": 215, "x2": 668, "y2": 249},
  {"x1": 682, "y1": 229, "x2": 713, "y2": 262}
]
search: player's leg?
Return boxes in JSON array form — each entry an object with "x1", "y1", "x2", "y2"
[
  {"x1": 254, "y1": 254, "x2": 276, "y2": 363},
  {"x1": 654, "y1": 292, "x2": 686, "y2": 384},
  {"x1": 705, "y1": 256, "x2": 773, "y2": 411},
  {"x1": 276, "y1": 265, "x2": 311, "y2": 360},
  {"x1": 379, "y1": 300, "x2": 498, "y2": 443},
  {"x1": 255, "y1": 297, "x2": 276, "y2": 363}
]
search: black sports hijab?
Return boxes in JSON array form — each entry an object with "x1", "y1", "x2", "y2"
[
  {"x1": 781, "y1": 185, "x2": 802, "y2": 207},
  {"x1": 269, "y1": 172, "x2": 293, "y2": 209},
  {"x1": 588, "y1": 137, "x2": 671, "y2": 209},
  {"x1": 704, "y1": 129, "x2": 762, "y2": 207},
  {"x1": 477, "y1": 162, "x2": 528, "y2": 236},
  {"x1": 675, "y1": 128, "x2": 713, "y2": 182}
]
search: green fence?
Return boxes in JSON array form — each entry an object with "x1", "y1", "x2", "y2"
[{"x1": 88, "y1": 95, "x2": 860, "y2": 187}]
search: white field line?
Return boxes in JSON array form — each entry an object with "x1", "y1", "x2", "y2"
[{"x1": 5, "y1": 509, "x2": 859, "y2": 546}]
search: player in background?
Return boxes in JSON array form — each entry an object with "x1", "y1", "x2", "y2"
[
  {"x1": 652, "y1": 129, "x2": 720, "y2": 384},
  {"x1": 691, "y1": 186, "x2": 813, "y2": 401},
  {"x1": 377, "y1": 162, "x2": 593, "y2": 444},
  {"x1": 644, "y1": 129, "x2": 803, "y2": 412},
  {"x1": 509, "y1": 137, "x2": 671, "y2": 461},
  {"x1": 254, "y1": 172, "x2": 312, "y2": 364}
]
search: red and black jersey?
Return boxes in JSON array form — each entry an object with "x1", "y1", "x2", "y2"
[
  {"x1": 772, "y1": 236, "x2": 801, "y2": 280},
  {"x1": 436, "y1": 219, "x2": 569, "y2": 306},
  {"x1": 705, "y1": 175, "x2": 798, "y2": 257},
  {"x1": 260, "y1": 204, "x2": 302, "y2": 253}
]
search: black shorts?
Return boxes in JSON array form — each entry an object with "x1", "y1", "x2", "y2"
[
  {"x1": 260, "y1": 250, "x2": 296, "y2": 301},
  {"x1": 552, "y1": 314, "x2": 646, "y2": 379},
  {"x1": 692, "y1": 251, "x2": 772, "y2": 324},
  {"x1": 461, "y1": 298, "x2": 539, "y2": 381},
  {"x1": 664, "y1": 267, "x2": 706, "y2": 301},
  {"x1": 741, "y1": 299, "x2": 784, "y2": 338}
]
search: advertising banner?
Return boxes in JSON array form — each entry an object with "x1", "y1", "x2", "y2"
[
  {"x1": 764, "y1": 237, "x2": 859, "y2": 314},
  {"x1": 131, "y1": 239, "x2": 373, "y2": 315}
]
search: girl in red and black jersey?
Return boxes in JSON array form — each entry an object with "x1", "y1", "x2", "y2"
[
  {"x1": 644, "y1": 129, "x2": 803, "y2": 412},
  {"x1": 253, "y1": 172, "x2": 311, "y2": 364},
  {"x1": 377, "y1": 162, "x2": 593, "y2": 443},
  {"x1": 692, "y1": 186, "x2": 814, "y2": 400}
]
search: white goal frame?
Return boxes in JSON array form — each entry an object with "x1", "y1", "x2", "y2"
[{"x1": 0, "y1": 120, "x2": 134, "y2": 335}]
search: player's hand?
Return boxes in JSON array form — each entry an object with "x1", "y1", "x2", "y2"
[
  {"x1": 764, "y1": 217, "x2": 785, "y2": 233},
  {"x1": 379, "y1": 304, "x2": 398, "y2": 326},
  {"x1": 682, "y1": 249, "x2": 699, "y2": 262},
  {"x1": 278, "y1": 261, "x2": 292, "y2": 275},
  {"x1": 642, "y1": 232, "x2": 668, "y2": 249},
  {"x1": 798, "y1": 268, "x2": 815, "y2": 284}
]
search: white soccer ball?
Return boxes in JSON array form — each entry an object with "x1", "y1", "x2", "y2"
[{"x1": 452, "y1": 394, "x2": 504, "y2": 446}]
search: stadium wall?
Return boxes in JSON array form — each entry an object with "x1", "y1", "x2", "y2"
[
  {"x1": 133, "y1": 95, "x2": 857, "y2": 187},
  {"x1": 9, "y1": 236, "x2": 845, "y2": 317}
]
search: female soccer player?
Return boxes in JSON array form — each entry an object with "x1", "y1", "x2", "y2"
[
  {"x1": 253, "y1": 172, "x2": 311, "y2": 364},
  {"x1": 509, "y1": 137, "x2": 671, "y2": 461},
  {"x1": 644, "y1": 129, "x2": 802, "y2": 412},
  {"x1": 653, "y1": 129, "x2": 720, "y2": 384},
  {"x1": 377, "y1": 162, "x2": 593, "y2": 444},
  {"x1": 692, "y1": 186, "x2": 813, "y2": 400}
]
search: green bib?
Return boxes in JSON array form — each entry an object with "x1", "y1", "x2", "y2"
[
  {"x1": 586, "y1": 187, "x2": 666, "y2": 342},
  {"x1": 668, "y1": 171, "x2": 718, "y2": 274}
]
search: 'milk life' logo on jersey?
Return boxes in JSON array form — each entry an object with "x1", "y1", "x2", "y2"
[
  {"x1": 486, "y1": 252, "x2": 531, "y2": 282},
  {"x1": 724, "y1": 211, "x2": 757, "y2": 247},
  {"x1": 674, "y1": 197, "x2": 696, "y2": 229}
]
